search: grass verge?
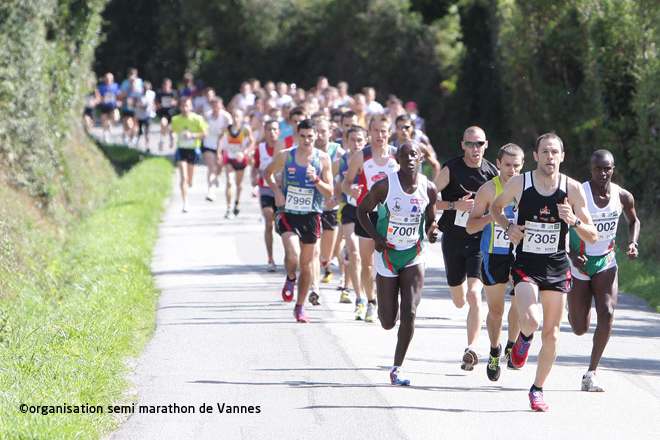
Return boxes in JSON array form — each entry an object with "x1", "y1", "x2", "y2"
[
  {"x1": 617, "y1": 254, "x2": 660, "y2": 313},
  {"x1": 0, "y1": 156, "x2": 173, "y2": 439}
]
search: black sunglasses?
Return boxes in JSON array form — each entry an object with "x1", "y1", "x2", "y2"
[{"x1": 464, "y1": 141, "x2": 486, "y2": 148}]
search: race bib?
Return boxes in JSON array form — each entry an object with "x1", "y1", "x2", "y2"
[
  {"x1": 161, "y1": 96, "x2": 173, "y2": 108},
  {"x1": 593, "y1": 213, "x2": 619, "y2": 242},
  {"x1": 226, "y1": 143, "x2": 243, "y2": 159},
  {"x1": 387, "y1": 214, "x2": 422, "y2": 249},
  {"x1": 493, "y1": 224, "x2": 510, "y2": 248},
  {"x1": 454, "y1": 209, "x2": 470, "y2": 228},
  {"x1": 103, "y1": 92, "x2": 116, "y2": 103},
  {"x1": 285, "y1": 186, "x2": 314, "y2": 213},
  {"x1": 522, "y1": 221, "x2": 560, "y2": 254}
]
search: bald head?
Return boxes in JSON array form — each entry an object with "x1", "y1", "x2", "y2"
[{"x1": 463, "y1": 126, "x2": 486, "y2": 141}]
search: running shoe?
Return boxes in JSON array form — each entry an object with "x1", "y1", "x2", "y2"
[
  {"x1": 505, "y1": 346, "x2": 519, "y2": 370},
  {"x1": 529, "y1": 390, "x2": 549, "y2": 411},
  {"x1": 365, "y1": 303, "x2": 377, "y2": 322},
  {"x1": 267, "y1": 261, "x2": 276, "y2": 272},
  {"x1": 206, "y1": 190, "x2": 216, "y2": 202},
  {"x1": 281, "y1": 277, "x2": 295, "y2": 302},
  {"x1": 233, "y1": 202, "x2": 241, "y2": 216},
  {"x1": 224, "y1": 209, "x2": 234, "y2": 219},
  {"x1": 294, "y1": 305, "x2": 310, "y2": 323},
  {"x1": 321, "y1": 268, "x2": 333, "y2": 283},
  {"x1": 486, "y1": 345, "x2": 502, "y2": 382},
  {"x1": 461, "y1": 347, "x2": 478, "y2": 371},
  {"x1": 336, "y1": 274, "x2": 345, "y2": 290},
  {"x1": 355, "y1": 299, "x2": 367, "y2": 320},
  {"x1": 390, "y1": 367, "x2": 410, "y2": 386},
  {"x1": 182, "y1": 203, "x2": 189, "y2": 213},
  {"x1": 581, "y1": 371, "x2": 604, "y2": 392},
  {"x1": 308, "y1": 291, "x2": 321, "y2": 306},
  {"x1": 511, "y1": 332, "x2": 533, "y2": 369},
  {"x1": 339, "y1": 289, "x2": 352, "y2": 304}
]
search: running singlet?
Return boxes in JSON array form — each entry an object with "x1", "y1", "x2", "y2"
[
  {"x1": 254, "y1": 142, "x2": 276, "y2": 197},
  {"x1": 356, "y1": 145, "x2": 399, "y2": 206},
  {"x1": 569, "y1": 182, "x2": 622, "y2": 257},
  {"x1": 480, "y1": 176, "x2": 516, "y2": 255},
  {"x1": 376, "y1": 173, "x2": 430, "y2": 251},
  {"x1": 170, "y1": 113, "x2": 208, "y2": 149},
  {"x1": 338, "y1": 153, "x2": 359, "y2": 206},
  {"x1": 203, "y1": 112, "x2": 230, "y2": 150},
  {"x1": 514, "y1": 171, "x2": 570, "y2": 275},
  {"x1": 98, "y1": 82, "x2": 120, "y2": 106},
  {"x1": 322, "y1": 142, "x2": 342, "y2": 211},
  {"x1": 222, "y1": 125, "x2": 249, "y2": 159},
  {"x1": 280, "y1": 147, "x2": 324, "y2": 215},
  {"x1": 438, "y1": 155, "x2": 498, "y2": 240}
]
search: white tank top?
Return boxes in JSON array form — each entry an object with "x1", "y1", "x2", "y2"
[
  {"x1": 203, "y1": 111, "x2": 230, "y2": 149},
  {"x1": 379, "y1": 173, "x2": 430, "y2": 251},
  {"x1": 583, "y1": 181, "x2": 622, "y2": 256}
]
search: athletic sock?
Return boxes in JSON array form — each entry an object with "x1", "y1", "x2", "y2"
[
  {"x1": 530, "y1": 384, "x2": 543, "y2": 393},
  {"x1": 287, "y1": 275, "x2": 296, "y2": 282},
  {"x1": 321, "y1": 260, "x2": 328, "y2": 268},
  {"x1": 368, "y1": 299, "x2": 377, "y2": 306},
  {"x1": 505, "y1": 340, "x2": 515, "y2": 350},
  {"x1": 490, "y1": 345, "x2": 501, "y2": 357},
  {"x1": 521, "y1": 332, "x2": 533, "y2": 341}
]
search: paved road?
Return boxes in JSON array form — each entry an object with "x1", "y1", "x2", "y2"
[{"x1": 110, "y1": 158, "x2": 660, "y2": 440}]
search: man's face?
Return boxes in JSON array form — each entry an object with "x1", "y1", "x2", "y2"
[
  {"x1": 264, "y1": 123, "x2": 280, "y2": 143},
  {"x1": 396, "y1": 120, "x2": 414, "y2": 141},
  {"x1": 589, "y1": 155, "x2": 615, "y2": 185},
  {"x1": 341, "y1": 115, "x2": 358, "y2": 133},
  {"x1": 497, "y1": 154, "x2": 524, "y2": 183},
  {"x1": 462, "y1": 131, "x2": 488, "y2": 166},
  {"x1": 298, "y1": 128, "x2": 316, "y2": 148},
  {"x1": 369, "y1": 120, "x2": 391, "y2": 148},
  {"x1": 231, "y1": 109, "x2": 244, "y2": 124},
  {"x1": 179, "y1": 99, "x2": 193, "y2": 115},
  {"x1": 347, "y1": 131, "x2": 366, "y2": 154},
  {"x1": 534, "y1": 138, "x2": 564, "y2": 176},
  {"x1": 315, "y1": 121, "x2": 331, "y2": 148},
  {"x1": 397, "y1": 143, "x2": 422, "y2": 175}
]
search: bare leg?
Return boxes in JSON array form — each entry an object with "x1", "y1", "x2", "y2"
[{"x1": 359, "y1": 237, "x2": 376, "y2": 301}]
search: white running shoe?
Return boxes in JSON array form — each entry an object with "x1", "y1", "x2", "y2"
[{"x1": 581, "y1": 371, "x2": 604, "y2": 392}]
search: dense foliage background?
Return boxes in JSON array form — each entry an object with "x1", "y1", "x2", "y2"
[{"x1": 94, "y1": 0, "x2": 660, "y2": 223}]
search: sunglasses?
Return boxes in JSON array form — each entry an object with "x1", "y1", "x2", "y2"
[
  {"x1": 396, "y1": 125, "x2": 412, "y2": 130},
  {"x1": 464, "y1": 141, "x2": 486, "y2": 148}
]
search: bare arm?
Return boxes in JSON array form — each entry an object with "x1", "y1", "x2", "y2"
[
  {"x1": 310, "y1": 153, "x2": 334, "y2": 199},
  {"x1": 264, "y1": 150, "x2": 289, "y2": 206},
  {"x1": 620, "y1": 188, "x2": 640, "y2": 259},
  {"x1": 466, "y1": 181, "x2": 495, "y2": 235},
  {"x1": 356, "y1": 178, "x2": 389, "y2": 253},
  {"x1": 491, "y1": 175, "x2": 525, "y2": 245},
  {"x1": 425, "y1": 181, "x2": 439, "y2": 243},
  {"x1": 341, "y1": 150, "x2": 364, "y2": 200},
  {"x1": 559, "y1": 179, "x2": 597, "y2": 245}
]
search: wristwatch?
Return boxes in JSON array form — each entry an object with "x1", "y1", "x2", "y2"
[
  {"x1": 505, "y1": 222, "x2": 515, "y2": 232},
  {"x1": 573, "y1": 218, "x2": 582, "y2": 228},
  {"x1": 448, "y1": 201, "x2": 455, "y2": 210}
]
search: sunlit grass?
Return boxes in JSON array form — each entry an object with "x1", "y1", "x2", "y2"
[{"x1": 0, "y1": 156, "x2": 173, "y2": 439}]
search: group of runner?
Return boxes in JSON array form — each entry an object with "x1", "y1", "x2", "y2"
[{"x1": 90, "y1": 71, "x2": 642, "y2": 412}]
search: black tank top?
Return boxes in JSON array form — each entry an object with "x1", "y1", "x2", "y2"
[
  {"x1": 515, "y1": 171, "x2": 570, "y2": 274},
  {"x1": 438, "y1": 155, "x2": 498, "y2": 240}
]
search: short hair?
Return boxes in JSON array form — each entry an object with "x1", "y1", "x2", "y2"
[
  {"x1": 368, "y1": 112, "x2": 392, "y2": 130},
  {"x1": 264, "y1": 119, "x2": 280, "y2": 130},
  {"x1": 397, "y1": 140, "x2": 422, "y2": 155},
  {"x1": 289, "y1": 106, "x2": 306, "y2": 119},
  {"x1": 346, "y1": 124, "x2": 367, "y2": 139},
  {"x1": 162, "y1": 77, "x2": 171, "y2": 84},
  {"x1": 395, "y1": 114, "x2": 412, "y2": 125},
  {"x1": 463, "y1": 126, "x2": 485, "y2": 141},
  {"x1": 535, "y1": 133, "x2": 564, "y2": 152},
  {"x1": 341, "y1": 110, "x2": 357, "y2": 123},
  {"x1": 498, "y1": 143, "x2": 524, "y2": 161},
  {"x1": 591, "y1": 149, "x2": 614, "y2": 164},
  {"x1": 297, "y1": 118, "x2": 315, "y2": 133}
]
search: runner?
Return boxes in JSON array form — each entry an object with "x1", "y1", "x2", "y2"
[
  {"x1": 342, "y1": 113, "x2": 399, "y2": 322},
  {"x1": 220, "y1": 108, "x2": 255, "y2": 219},
  {"x1": 96, "y1": 73, "x2": 121, "y2": 143},
  {"x1": 170, "y1": 96, "x2": 208, "y2": 213},
  {"x1": 392, "y1": 114, "x2": 440, "y2": 180},
  {"x1": 490, "y1": 133, "x2": 597, "y2": 411},
  {"x1": 155, "y1": 78, "x2": 179, "y2": 151},
  {"x1": 336, "y1": 125, "x2": 368, "y2": 308},
  {"x1": 567, "y1": 149, "x2": 640, "y2": 392},
  {"x1": 465, "y1": 143, "x2": 524, "y2": 381},
  {"x1": 251, "y1": 119, "x2": 285, "y2": 272},
  {"x1": 202, "y1": 98, "x2": 232, "y2": 202},
  {"x1": 357, "y1": 141, "x2": 439, "y2": 385},
  {"x1": 263, "y1": 119, "x2": 334, "y2": 323},
  {"x1": 433, "y1": 126, "x2": 498, "y2": 371}
]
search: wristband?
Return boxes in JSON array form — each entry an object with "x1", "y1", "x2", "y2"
[
  {"x1": 448, "y1": 201, "x2": 454, "y2": 210},
  {"x1": 505, "y1": 222, "x2": 514, "y2": 232},
  {"x1": 312, "y1": 176, "x2": 321, "y2": 184},
  {"x1": 630, "y1": 241, "x2": 638, "y2": 248}
]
